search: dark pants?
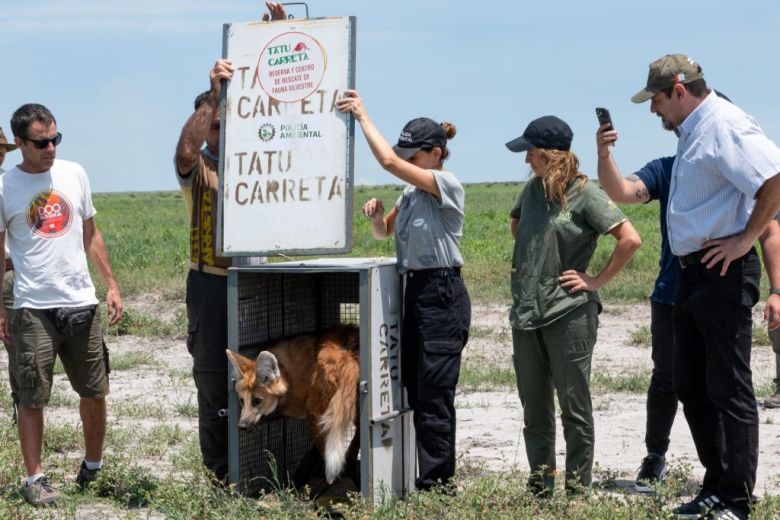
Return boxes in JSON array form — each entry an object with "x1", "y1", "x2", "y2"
[
  {"x1": 186, "y1": 269, "x2": 229, "y2": 481},
  {"x1": 673, "y1": 249, "x2": 760, "y2": 506},
  {"x1": 645, "y1": 301, "x2": 678, "y2": 456},
  {"x1": 401, "y1": 269, "x2": 471, "y2": 490}
]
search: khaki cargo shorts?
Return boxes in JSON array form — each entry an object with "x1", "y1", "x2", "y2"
[{"x1": 12, "y1": 306, "x2": 109, "y2": 408}]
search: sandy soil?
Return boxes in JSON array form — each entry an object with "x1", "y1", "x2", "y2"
[
  {"x1": 1, "y1": 300, "x2": 778, "y2": 498},
  {"x1": 458, "y1": 302, "x2": 780, "y2": 496}
]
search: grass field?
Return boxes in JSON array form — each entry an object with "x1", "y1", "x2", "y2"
[
  {"x1": 0, "y1": 183, "x2": 777, "y2": 518},
  {"x1": 91, "y1": 182, "x2": 672, "y2": 307}
]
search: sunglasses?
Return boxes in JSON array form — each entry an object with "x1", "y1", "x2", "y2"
[{"x1": 25, "y1": 132, "x2": 62, "y2": 150}]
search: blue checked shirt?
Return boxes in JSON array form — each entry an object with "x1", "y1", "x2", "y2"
[{"x1": 668, "y1": 93, "x2": 780, "y2": 256}]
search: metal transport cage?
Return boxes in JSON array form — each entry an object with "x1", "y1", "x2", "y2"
[{"x1": 227, "y1": 258, "x2": 415, "y2": 500}]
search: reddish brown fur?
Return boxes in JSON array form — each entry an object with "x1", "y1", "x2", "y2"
[{"x1": 226, "y1": 325, "x2": 360, "y2": 483}]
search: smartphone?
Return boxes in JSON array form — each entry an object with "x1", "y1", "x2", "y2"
[{"x1": 595, "y1": 107, "x2": 613, "y2": 131}]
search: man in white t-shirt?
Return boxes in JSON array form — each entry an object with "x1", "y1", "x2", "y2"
[{"x1": 0, "y1": 104, "x2": 123, "y2": 506}]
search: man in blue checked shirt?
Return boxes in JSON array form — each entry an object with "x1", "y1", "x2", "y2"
[{"x1": 631, "y1": 54, "x2": 780, "y2": 520}]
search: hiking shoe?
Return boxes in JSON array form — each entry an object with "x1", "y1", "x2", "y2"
[
  {"x1": 76, "y1": 461, "x2": 101, "y2": 490},
  {"x1": 634, "y1": 453, "x2": 667, "y2": 493},
  {"x1": 21, "y1": 476, "x2": 59, "y2": 506},
  {"x1": 672, "y1": 489, "x2": 719, "y2": 518},
  {"x1": 764, "y1": 387, "x2": 780, "y2": 408}
]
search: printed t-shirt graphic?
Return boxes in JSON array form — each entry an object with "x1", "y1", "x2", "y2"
[{"x1": 26, "y1": 190, "x2": 72, "y2": 238}]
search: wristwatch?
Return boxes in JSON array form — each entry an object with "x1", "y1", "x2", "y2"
[{"x1": 770, "y1": 288, "x2": 780, "y2": 296}]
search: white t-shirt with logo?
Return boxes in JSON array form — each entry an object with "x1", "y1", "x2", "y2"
[{"x1": 0, "y1": 159, "x2": 98, "y2": 308}]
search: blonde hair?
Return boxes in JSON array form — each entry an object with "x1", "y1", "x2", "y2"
[{"x1": 536, "y1": 148, "x2": 587, "y2": 208}]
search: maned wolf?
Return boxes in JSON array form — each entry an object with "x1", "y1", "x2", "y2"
[{"x1": 226, "y1": 324, "x2": 360, "y2": 484}]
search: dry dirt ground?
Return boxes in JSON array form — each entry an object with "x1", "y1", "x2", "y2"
[
  {"x1": 459, "y1": 302, "x2": 780, "y2": 496},
  {"x1": 1, "y1": 300, "x2": 779, "y2": 499}
]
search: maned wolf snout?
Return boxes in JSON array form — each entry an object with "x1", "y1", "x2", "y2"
[{"x1": 226, "y1": 325, "x2": 360, "y2": 484}]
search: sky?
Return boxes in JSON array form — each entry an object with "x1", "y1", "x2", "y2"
[{"x1": 2, "y1": 0, "x2": 780, "y2": 193}]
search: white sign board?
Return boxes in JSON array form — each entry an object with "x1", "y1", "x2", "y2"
[{"x1": 218, "y1": 17, "x2": 356, "y2": 255}]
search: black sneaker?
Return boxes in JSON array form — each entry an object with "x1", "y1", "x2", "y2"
[
  {"x1": 699, "y1": 498, "x2": 748, "y2": 520},
  {"x1": 634, "y1": 453, "x2": 667, "y2": 493},
  {"x1": 672, "y1": 489, "x2": 719, "y2": 518},
  {"x1": 76, "y1": 461, "x2": 101, "y2": 490}
]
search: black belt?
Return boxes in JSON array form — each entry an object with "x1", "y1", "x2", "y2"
[
  {"x1": 678, "y1": 249, "x2": 708, "y2": 269},
  {"x1": 406, "y1": 267, "x2": 462, "y2": 279}
]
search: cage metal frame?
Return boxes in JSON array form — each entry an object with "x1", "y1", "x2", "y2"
[{"x1": 226, "y1": 258, "x2": 415, "y2": 500}]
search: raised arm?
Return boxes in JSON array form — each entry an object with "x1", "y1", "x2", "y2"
[
  {"x1": 337, "y1": 90, "x2": 441, "y2": 198},
  {"x1": 175, "y1": 59, "x2": 233, "y2": 176},
  {"x1": 83, "y1": 218, "x2": 123, "y2": 326},
  {"x1": 559, "y1": 220, "x2": 642, "y2": 293},
  {"x1": 596, "y1": 124, "x2": 650, "y2": 204}
]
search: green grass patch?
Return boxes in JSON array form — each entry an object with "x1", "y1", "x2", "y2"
[
  {"x1": 591, "y1": 370, "x2": 650, "y2": 395},
  {"x1": 175, "y1": 400, "x2": 198, "y2": 419},
  {"x1": 110, "y1": 308, "x2": 185, "y2": 337},
  {"x1": 459, "y1": 360, "x2": 516, "y2": 391},
  {"x1": 627, "y1": 325, "x2": 652, "y2": 347},
  {"x1": 753, "y1": 324, "x2": 771, "y2": 346},
  {"x1": 110, "y1": 351, "x2": 160, "y2": 371}
]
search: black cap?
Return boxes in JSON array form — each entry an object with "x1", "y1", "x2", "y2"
[
  {"x1": 393, "y1": 117, "x2": 447, "y2": 160},
  {"x1": 505, "y1": 115, "x2": 573, "y2": 153}
]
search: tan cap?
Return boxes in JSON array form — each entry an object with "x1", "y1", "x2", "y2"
[
  {"x1": 631, "y1": 54, "x2": 704, "y2": 103},
  {"x1": 0, "y1": 127, "x2": 17, "y2": 151}
]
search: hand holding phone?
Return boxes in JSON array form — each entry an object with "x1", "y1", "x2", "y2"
[{"x1": 595, "y1": 107, "x2": 613, "y2": 131}]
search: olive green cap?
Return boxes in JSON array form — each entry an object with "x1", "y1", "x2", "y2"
[
  {"x1": 0, "y1": 127, "x2": 17, "y2": 151},
  {"x1": 631, "y1": 54, "x2": 704, "y2": 103}
]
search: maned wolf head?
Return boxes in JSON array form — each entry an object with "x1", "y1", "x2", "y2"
[
  {"x1": 226, "y1": 349, "x2": 288, "y2": 429},
  {"x1": 226, "y1": 325, "x2": 361, "y2": 484}
]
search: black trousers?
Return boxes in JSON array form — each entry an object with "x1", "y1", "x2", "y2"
[
  {"x1": 186, "y1": 269, "x2": 229, "y2": 481},
  {"x1": 673, "y1": 249, "x2": 760, "y2": 505},
  {"x1": 401, "y1": 269, "x2": 471, "y2": 490},
  {"x1": 645, "y1": 302, "x2": 678, "y2": 456}
]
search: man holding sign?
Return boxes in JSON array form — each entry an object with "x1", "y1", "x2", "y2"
[{"x1": 174, "y1": 2, "x2": 285, "y2": 482}]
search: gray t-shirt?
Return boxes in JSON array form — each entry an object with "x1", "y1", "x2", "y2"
[{"x1": 393, "y1": 169, "x2": 464, "y2": 274}]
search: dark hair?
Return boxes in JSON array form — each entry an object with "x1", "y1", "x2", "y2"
[
  {"x1": 194, "y1": 90, "x2": 212, "y2": 110},
  {"x1": 421, "y1": 122, "x2": 457, "y2": 162},
  {"x1": 660, "y1": 78, "x2": 709, "y2": 99},
  {"x1": 10, "y1": 103, "x2": 56, "y2": 139}
]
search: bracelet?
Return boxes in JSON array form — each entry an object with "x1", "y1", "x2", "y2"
[{"x1": 770, "y1": 288, "x2": 780, "y2": 296}]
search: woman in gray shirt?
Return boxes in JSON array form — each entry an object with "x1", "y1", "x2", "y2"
[{"x1": 338, "y1": 90, "x2": 471, "y2": 492}]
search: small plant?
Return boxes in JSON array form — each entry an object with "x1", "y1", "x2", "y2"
[{"x1": 627, "y1": 325, "x2": 651, "y2": 347}]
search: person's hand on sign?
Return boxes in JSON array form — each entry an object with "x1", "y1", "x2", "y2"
[
  {"x1": 209, "y1": 59, "x2": 234, "y2": 95},
  {"x1": 336, "y1": 90, "x2": 367, "y2": 121},
  {"x1": 263, "y1": 2, "x2": 286, "y2": 21}
]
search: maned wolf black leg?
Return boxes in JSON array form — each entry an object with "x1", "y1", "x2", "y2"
[
  {"x1": 292, "y1": 443, "x2": 325, "y2": 490},
  {"x1": 345, "y1": 429, "x2": 360, "y2": 491}
]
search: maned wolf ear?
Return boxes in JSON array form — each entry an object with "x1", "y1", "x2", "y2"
[
  {"x1": 225, "y1": 349, "x2": 254, "y2": 375},
  {"x1": 255, "y1": 351, "x2": 281, "y2": 385}
]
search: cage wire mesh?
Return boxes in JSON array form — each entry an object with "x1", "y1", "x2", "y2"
[{"x1": 233, "y1": 270, "x2": 360, "y2": 495}]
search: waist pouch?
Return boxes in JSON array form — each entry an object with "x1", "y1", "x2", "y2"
[{"x1": 48, "y1": 305, "x2": 97, "y2": 336}]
